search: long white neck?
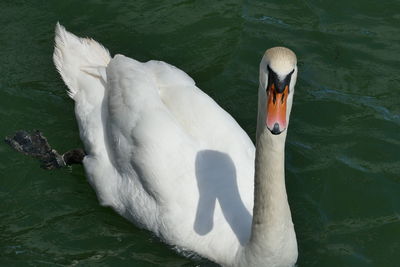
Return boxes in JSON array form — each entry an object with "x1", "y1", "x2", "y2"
[{"x1": 237, "y1": 118, "x2": 297, "y2": 266}]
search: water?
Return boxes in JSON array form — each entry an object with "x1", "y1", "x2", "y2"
[{"x1": 1, "y1": 0, "x2": 399, "y2": 266}]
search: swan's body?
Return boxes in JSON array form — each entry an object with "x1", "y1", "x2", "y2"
[{"x1": 53, "y1": 24, "x2": 298, "y2": 266}]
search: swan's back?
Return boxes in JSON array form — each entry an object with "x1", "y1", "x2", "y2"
[{"x1": 54, "y1": 24, "x2": 256, "y2": 265}]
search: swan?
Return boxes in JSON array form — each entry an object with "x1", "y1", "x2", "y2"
[{"x1": 53, "y1": 23, "x2": 298, "y2": 267}]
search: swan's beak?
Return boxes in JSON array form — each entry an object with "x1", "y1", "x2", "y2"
[{"x1": 266, "y1": 83, "x2": 288, "y2": 135}]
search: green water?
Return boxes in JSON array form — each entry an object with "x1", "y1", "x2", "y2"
[{"x1": 1, "y1": 0, "x2": 399, "y2": 266}]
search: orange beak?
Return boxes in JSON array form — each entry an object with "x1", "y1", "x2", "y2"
[{"x1": 266, "y1": 83, "x2": 288, "y2": 135}]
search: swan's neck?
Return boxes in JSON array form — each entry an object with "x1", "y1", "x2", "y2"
[{"x1": 239, "y1": 130, "x2": 297, "y2": 266}]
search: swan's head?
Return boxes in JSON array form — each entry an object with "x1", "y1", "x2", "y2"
[{"x1": 259, "y1": 47, "x2": 297, "y2": 135}]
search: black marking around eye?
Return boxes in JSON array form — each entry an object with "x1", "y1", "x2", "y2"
[{"x1": 267, "y1": 65, "x2": 295, "y2": 94}]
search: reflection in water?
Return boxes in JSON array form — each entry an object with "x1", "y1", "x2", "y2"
[{"x1": 194, "y1": 150, "x2": 251, "y2": 245}]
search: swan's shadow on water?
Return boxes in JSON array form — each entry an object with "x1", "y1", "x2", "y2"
[{"x1": 194, "y1": 150, "x2": 252, "y2": 245}]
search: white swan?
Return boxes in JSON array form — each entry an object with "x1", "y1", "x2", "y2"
[{"x1": 53, "y1": 23, "x2": 298, "y2": 267}]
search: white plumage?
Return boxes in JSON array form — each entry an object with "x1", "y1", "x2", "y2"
[{"x1": 53, "y1": 23, "x2": 298, "y2": 267}]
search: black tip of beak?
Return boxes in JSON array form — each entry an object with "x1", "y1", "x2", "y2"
[{"x1": 270, "y1": 123, "x2": 282, "y2": 135}]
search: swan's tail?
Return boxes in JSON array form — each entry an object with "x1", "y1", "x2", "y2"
[
  {"x1": 52, "y1": 24, "x2": 118, "y2": 207},
  {"x1": 53, "y1": 23, "x2": 111, "y2": 158},
  {"x1": 53, "y1": 22, "x2": 111, "y2": 99}
]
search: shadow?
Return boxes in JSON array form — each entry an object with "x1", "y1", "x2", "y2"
[{"x1": 194, "y1": 150, "x2": 252, "y2": 245}]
